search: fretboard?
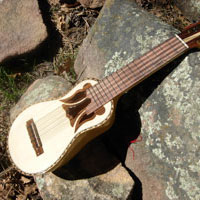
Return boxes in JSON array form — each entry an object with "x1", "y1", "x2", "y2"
[{"x1": 86, "y1": 35, "x2": 188, "y2": 114}]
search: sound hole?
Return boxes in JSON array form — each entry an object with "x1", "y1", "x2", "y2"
[
  {"x1": 61, "y1": 82, "x2": 105, "y2": 132},
  {"x1": 62, "y1": 98, "x2": 91, "y2": 127}
]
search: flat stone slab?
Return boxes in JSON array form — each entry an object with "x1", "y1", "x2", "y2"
[
  {"x1": 127, "y1": 52, "x2": 200, "y2": 200},
  {"x1": 74, "y1": 0, "x2": 200, "y2": 199},
  {"x1": 0, "y1": 0, "x2": 47, "y2": 63}
]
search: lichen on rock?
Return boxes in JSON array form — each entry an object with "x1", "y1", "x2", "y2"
[
  {"x1": 74, "y1": 0, "x2": 200, "y2": 199},
  {"x1": 139, "y1": 52, "x2": 200, "y2": 200}
]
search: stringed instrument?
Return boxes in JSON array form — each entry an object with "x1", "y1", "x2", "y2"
[{"x1": 8, "y1": 21, "x2": 200, "y2": 175}]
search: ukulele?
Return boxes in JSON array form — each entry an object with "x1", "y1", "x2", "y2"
[{"x1": 7, "y1": 21, "x2": 200, "y2": 175}]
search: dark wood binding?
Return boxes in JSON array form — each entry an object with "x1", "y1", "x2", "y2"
[{"x1": 26, "y1": 119, "x2": 44, "y2": 156}]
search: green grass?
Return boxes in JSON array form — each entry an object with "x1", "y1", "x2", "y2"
[
  {"x1": 53, "y1": 48, "x2": 78, "y2": 84},
  {"x1": 0, "y1": 67, "x2": 24, "y2": 104}
]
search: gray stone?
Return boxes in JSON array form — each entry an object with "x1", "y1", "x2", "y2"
[
  {"x1": 174, "y1": 0, "x2": 200, "y2": 22},
  {"x1": 74, "y1": 0, "x2": 200, "y2": 199},
  {"x1": 127, "y1": 52, "x2": 200, "y2": 200},
  {"x1": 0, "y1": 0, "x2": 47, "y2": 63},
  {"x1": 75, "y1": 0, "x2": 178, "y2": 80}
]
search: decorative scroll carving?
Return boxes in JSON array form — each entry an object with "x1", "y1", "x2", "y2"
[
  {"x1": 61, "y1": 83, "x2": 105, "y2": 132},
  {"x1": 74, "y1": 106, "x2": 105, "y2": 132},
  {"x1": 62, "y1": 98, "x2": 91, "y2": 127},
  {"x1": 26, "y1": 119, "x2": 44, "y2": 156},
  {"x1": 61, "y1": 83, "x2": 91, "y2": 104}
]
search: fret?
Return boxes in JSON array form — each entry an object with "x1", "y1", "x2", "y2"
[
  {"x1": 86, "y1": 36, "x2": 188, "y2": 114},
  {"x1": 135, "y1": 44, "x2": 186, "y2": 81},
  {"x1": 98, "y1": 82, "x2": 110, "y2": 100},
  {"x1": 167, "y1": 37, "x2": 181, "y2": 55},
  {"x1": 115, "y1": 70, "x2": 127, "y2": 88},
  {"x1": 111, "y1": 38, "x2": 184, "y2": 94},
  {"x1": 87, "y1": 88, "x2": 99, "y2": 106},
  {"x1": 109, "y1": 37, "x2": 184, "y2": 95},
  {"x1": 90, "y1": 86, "x2": 104, "y2": 106},
  {"x1": 102, "y1": 77, "x2": 116, "y2": 97},
  {"x1": 127, "y1": 63, "x2": 134, "y2": 74},
  {"x1": 157, "y1": 41, "x2": 172, "y2": 63},
  {"x1": 159, "y1": 42, "x2": 172, "y2": 63},
  {"x1": 111, "y1": 73, "x2": 123, "y2": 91},
  {"x1": 100, "y1": 79, "x2": 113, "y2": 98},
  {"x1": 137, "y1": 38, "x2": 184, "y2": 80},
  {"x1": 121, "y1": 66, "x2": 132, "y2": 82},
  {"x1": 165, "y1": 37, "x2": 175, "y2": 54},
  {"x1": 112, "y1": 71, "x2": 128, "y2": 93},
  {"x1": 121, "y1": 38, "x2": 181, "y2": 88},
  {"x1": 134, "y1": 58, "x2": 146, "y2": 77},
  {"x1": 95, "y1": 83, "x2": 107, "y2": 102}
]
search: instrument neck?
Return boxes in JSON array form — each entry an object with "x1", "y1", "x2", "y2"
[{"x1": 86, "y1": 35, "x2": 189, "y2": 114}]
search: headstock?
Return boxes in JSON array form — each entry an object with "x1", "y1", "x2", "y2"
[{"x1": 178, "y1": 21, "x2": 200, "y2": 49}]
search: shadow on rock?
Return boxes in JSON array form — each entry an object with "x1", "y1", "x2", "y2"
[
  {"x1": 125, "y1": 166, "x2": 143, "y2": 200},
  {"x1": 54, "y1": 52, "x2": 189, "y2": 199},
  {"x1": 104, "y1": 52, "x2": 190, "y2": 160},
  {"x1": 103, "y1": 103, "x2": 143, "y2": 200},
  {"x1": 1, "y1": 0, "x2": 62, "y2": 71},
  {"x1": 53, "y1": 136, "x2": 119, "y2": 180},
  {"x1": 102, "y1": 52, "x2": 189, "y2": 200}
]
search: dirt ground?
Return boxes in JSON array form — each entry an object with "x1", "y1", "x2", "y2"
[{"x1": 0, "y1": 0, "x2": 191, "y2": 199}]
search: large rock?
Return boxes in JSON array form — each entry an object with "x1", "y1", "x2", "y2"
[
  {"x1": 74, "y1": 0, "x2": 200, "y2": 199},
  {"x1": 75, "y1": 0, "x2": 178, "y2": 80},
  {"x1": 127, "y1": 53, "x2": 200, "y2": 200},
  {"x1": 10, "y1": 76, "x2": 134, "y2": 199},
  {"x1": 0, "y1": 0, "x2": 47, "y2": 63},
  {"x1": 174, "y1": 0, "x2": 200, "y2": 22}
]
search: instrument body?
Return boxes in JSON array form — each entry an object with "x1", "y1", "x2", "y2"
[
  {"x1": 8, "y1": 21, "x2": 200, "y2": 175},
  {"x1": 8, "y1": 79, "x2": 115, "y2": 175}
]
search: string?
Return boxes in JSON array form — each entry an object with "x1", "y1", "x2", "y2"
[
  {"x1": 37, "y1": 113, "x2": 66, "y2": 133},
  {"x1": 39, "y1": 119, "x2": 68, "y2": 137},
  {"x1": 36, "y1": 106, "x2": 64, "y2": 127},
  {"x1": 98, "y1": 38, "x2": 183, "y2": 93},
  {"x1": 36, "y1": 38, "x2": 185, "y2": 134}
]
